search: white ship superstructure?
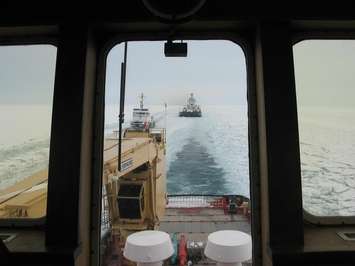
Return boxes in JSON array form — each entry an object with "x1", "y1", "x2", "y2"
[{"x1": 130, "y1": 93, "x2": 156, "y2": 129}]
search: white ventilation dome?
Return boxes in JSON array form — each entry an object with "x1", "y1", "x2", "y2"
[
  {"x1": 124, "y1": 230, "x2": 174, "y2": 266},
  {"x1": 204, "y1": 230, "x2": 252, "y2": 266}
]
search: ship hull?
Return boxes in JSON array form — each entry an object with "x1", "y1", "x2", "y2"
[{"x1": 179, "y1": 111, "x2": 202, "y2": 117}]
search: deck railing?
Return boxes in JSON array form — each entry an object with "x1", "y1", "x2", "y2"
[
  {"x1": 100, "y1": 194, "x2": 250, "y2": 235},
  {"x1": 167, "y1": 194, "x2": 249, "y2": 209},
  {"x1": 101, "y1": 190, "x2": 111, "y2": 237}
]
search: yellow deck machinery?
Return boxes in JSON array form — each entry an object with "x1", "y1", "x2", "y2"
[{"x1": 0, "y1": 128, "x2": 167, "y2": 242}]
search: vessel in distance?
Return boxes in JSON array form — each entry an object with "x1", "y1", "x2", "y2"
[
  {"x1": 179, "y1": 93, "x2": 202, "y2": 117},
  {"x1": 130, "y1": 93, "x2": 156, "y2": 129}
]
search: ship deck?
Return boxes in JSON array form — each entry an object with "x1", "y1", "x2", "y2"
[
  {"x1": 158, "y1": 197, "x2": 252, "y2": 266},
  {"x1": 103, "y1": 136, "x2": 150, "y2": 161},
  {"x1": 160, "y1": 208, "x2": 251, "y2": 239}
]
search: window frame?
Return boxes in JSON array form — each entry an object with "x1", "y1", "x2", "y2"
[
  {"x1": 0, "y1": 38, "x2": 57, "y2": 228},
  {"x1": 293, "y1": 34, "x2": 355, "y2": 225},
  {"x1": 90, "y1": 32, "x2": 261, "y2": 266}
]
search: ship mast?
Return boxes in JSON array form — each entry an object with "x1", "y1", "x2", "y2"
[{"x1": 139, "y1": 93, "x2": 144, "y2": 109}]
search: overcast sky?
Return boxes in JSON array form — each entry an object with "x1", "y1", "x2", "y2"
[
  {"x1": 0, "y1": 45, "x2": 56, "y2": 104},
  {"x1": 1, "y1": 40, "x2": 355, "y2": 108},
  {"x1": 105, "y1": 40, "x2": 247, "y2": 105},
  {"x1": 293, "y1": 40, "x2": 355, "y2": 108}
]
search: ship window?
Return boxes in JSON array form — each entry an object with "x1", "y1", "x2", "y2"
[
  {"x1": 101, "y1": 40, "x2": 252, "y2": 265},
  {"x1": 0, "y1": 45, "x2": 56, "y2": 220},
  {"x1": 293, "y1": 40, "x2": 355, "y2": 221}
]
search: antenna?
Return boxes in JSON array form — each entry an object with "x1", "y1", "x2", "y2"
[
  {"x1": 164, "y1": 103, "x2": 167, "y2": 143},
  {"x1": 118, "y1": 42, "x2": 128, "y2": 172},
  {"x1": 164, "y1": 102, "x2": 167, "y2": 129}
]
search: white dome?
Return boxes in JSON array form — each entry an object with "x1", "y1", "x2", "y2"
[
  {"x1": 124, "y1": 230, "x2": 174, "y2": 263},
  {"x1": 204, "y1": 230, "x2": 252, "y2": 263}
]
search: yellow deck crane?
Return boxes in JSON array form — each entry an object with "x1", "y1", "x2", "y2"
[
  {"x1": 102, "y1": 128, "x2": 167, "y2": 239},
  {"x1": 0, "y1": 128, "x2": 167, "y2": 242}
]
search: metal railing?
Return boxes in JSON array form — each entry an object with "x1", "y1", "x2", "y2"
[
  {"x1": 167, "y1": 194, "x2": 249, "y2": 209},
  {"x1": 101, "y1": 189, "x2": 111, "y2": 237},
  {"x1": 100, "y1": 194, "x2": 250, "y2": 236}
]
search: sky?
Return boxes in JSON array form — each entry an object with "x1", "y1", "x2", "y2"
[
  {"x1": 293, "y1": 40, "x2": 355, "y2": 108},
  {"x1": 1, "y1": 40, "x2": 355, "y2": 108},
  {"x1": 105, "y1": 40, "x2": 247, "y2": 105},
  {"x1": 0, "y1": 45, "x2": 56, "y2": 105}
]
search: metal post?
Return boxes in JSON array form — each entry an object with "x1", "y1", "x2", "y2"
[{"x1": 118, "y1": 42, "x2": 128, "y2": 172}]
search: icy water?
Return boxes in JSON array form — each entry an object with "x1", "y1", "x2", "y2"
[
  {"x1": 164, "y1": 106, "x2": 249, "y2": 196},
  {"x1": 105, "y1": 105, "x2": 250, "y2": 196},
  {"x1": 0, "y1": 105, "x2": 51, "y2": 190},
  {"x1": 1, "y1": 104, "x2": 355, "y2": 217},
  {"x1": 167, "y1": 138, "x2": 227, "y2": 194},
  {"x1": 298, "y1": 107, "x2": 355, "y2": 216}
]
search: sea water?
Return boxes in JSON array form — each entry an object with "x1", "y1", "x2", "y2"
[
  {"x1": 0, "y1": 105, "x2": 51, "y2": 190},
  {"x1": 1, "y1": 104, "x2": 354, "y2": 216},
  {"x1": 298, "y1": 107, "x2": 355, "y2": 216}
]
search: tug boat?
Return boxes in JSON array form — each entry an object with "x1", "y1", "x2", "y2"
[{"x1": 179, "y1": 93, "x2": 202, "y2": 117}]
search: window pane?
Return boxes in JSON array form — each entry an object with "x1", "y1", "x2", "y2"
[
  {"x1": 101, "y1": 41, "x2": 252, "y2": 265},
  {"x1": 294, "y1": 40, "x2": 355, "y2": 217},
  {"x1": 0, "y1": 45, "x2": 56, "y2": 219}
]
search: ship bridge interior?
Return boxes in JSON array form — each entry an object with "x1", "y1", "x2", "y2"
[{"x1": 1, "y1": 1, "x2": 355, "y2": 266}]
